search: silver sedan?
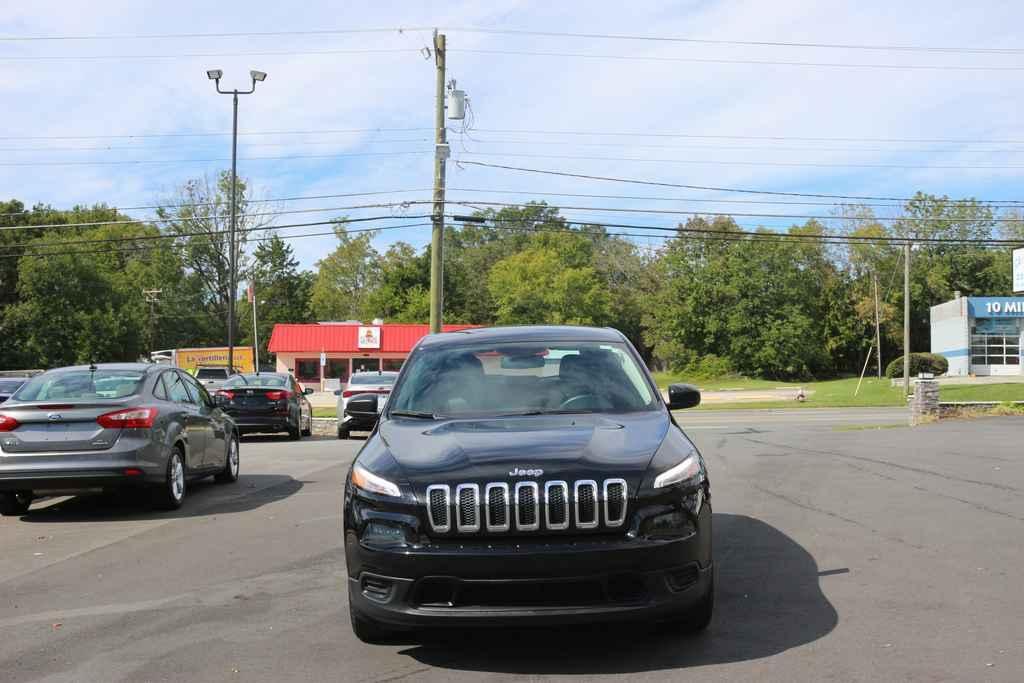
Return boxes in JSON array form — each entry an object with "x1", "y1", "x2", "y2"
[{"x1": 0, "y1": 363, "x2": 240, "y2": 516}]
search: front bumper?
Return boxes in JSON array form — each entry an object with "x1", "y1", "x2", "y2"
[{"x1": 345, "y1": 504, "x2": 712, "y2": 629}]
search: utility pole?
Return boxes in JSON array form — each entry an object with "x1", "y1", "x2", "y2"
[
  {"x1": 429, "y1": 30, "x2": 448, "y2": 334},
  {"x1": 873, "y1": 273, "x2": 882, "y2": 379},
  {"x1": 144, "y1": 289, "x2": 162, "y2": 358},
  {"x1": 903, "y1": 241, "x2": 912, "y2": 396}
]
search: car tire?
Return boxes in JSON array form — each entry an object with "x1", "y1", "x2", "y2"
[
  {"x1": 301, "y1": 414, "x2": 312, "y2": 437},
  {"x1": 215, "y1": 433, "x2": 240, "y2": 484},
  {"x1": 349, "y1": 604, "x2": 397, "y2": 644},
  {"x1": 152, "y1": 448, "x2": 186, "y2": 510},
  {"x1": 0, "y1": 491, "x2": 32, "y2": 516},
  {"x1": 661, "y1": 570, "x2": 715, "y2": 633},
  {"x1": 337, "y1": 426, "x2": 349, "y2": 440},
  {"x1": 288, "y1": 420, "x2": 301, "y2": 440}
]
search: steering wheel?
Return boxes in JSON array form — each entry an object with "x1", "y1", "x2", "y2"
[{"x1": 559, "y1": 394, "x2": 597, "y2": 411}]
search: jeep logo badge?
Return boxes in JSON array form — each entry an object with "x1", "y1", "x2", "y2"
[{"x1": 509, "y1": 467, "x2": 544, "y2": 477}]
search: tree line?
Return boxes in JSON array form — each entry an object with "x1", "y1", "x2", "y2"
[{"x1": 1, "y1": 171, "x2": 1019, "y2": 379}]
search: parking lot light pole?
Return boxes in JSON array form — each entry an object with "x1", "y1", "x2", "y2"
[{"x1": 206, "y1": 68, "x2": 267, "y2": 373}]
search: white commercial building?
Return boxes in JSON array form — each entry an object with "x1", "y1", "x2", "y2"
[{"x1": 931, "y1": 295, "x2": 1024, "y2": 376}]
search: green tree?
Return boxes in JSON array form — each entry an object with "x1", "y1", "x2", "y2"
[
  {"x1": 308, "y1": 223, "x2": 380, "y2": 320},
  {"x1": 156, "y1": 172, "x2": 274, "y2": 340},
  {"x1": 237, "y1": 235, "x2": 314, "y2": 363},
  {"x1": 487, "y1": 242, "x2": 613, "y2": 326}
]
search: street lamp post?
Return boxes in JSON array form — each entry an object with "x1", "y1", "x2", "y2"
[{"x1": 206, "y1": 68, "x2": 267, "y2": 374}]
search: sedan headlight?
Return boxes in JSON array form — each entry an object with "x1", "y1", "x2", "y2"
[
  {"x1": 653, "y1": 454, "x2": 701, "y2": 489},
  {"x1": 351, "y1": 463, "x2": 401, "y2": 498}
]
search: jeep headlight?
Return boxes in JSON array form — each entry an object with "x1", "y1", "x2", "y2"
[
  {"x1": 653, "y1": 454, "x2": 701, "y2": 489},
  {"x1": 351, "y1": 463, "x2": 401, "y2": 498}
]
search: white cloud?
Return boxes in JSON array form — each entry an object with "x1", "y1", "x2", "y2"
[{"x1": 1, "y1": 0, "x2": 1022, "y2": 267}]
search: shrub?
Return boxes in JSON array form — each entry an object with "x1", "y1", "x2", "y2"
[
  {"x1": 885, "y1": 353, "x2": 949, "y2": 378},
  {"x1": 686, "y1": 354, "x2": 735, "y2": 379}
]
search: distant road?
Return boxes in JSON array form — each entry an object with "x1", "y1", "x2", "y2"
[{"x1": 677, "y1": 406, "x2": 907, "y2": 429}]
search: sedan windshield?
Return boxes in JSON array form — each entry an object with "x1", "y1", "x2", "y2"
[
  {"x1": 14, "y1": 369, "x2": 146, "y2": 401},
  {"x1": 350, "y1": 372, "x2": 398, "y2": 386},
  {"x1": 389, "y1": 341, "x2": 657, "y2": 417},
  {"x1": 0, "y1": 379, "x2": 24, "y2": 393},
  {"x1": 223, "y1": 373, "x2": 288, "y2": 388}
]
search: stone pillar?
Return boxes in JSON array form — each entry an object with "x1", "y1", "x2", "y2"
[{"x1": 911, "y1": 379, "x2": 940, "y2": 425}]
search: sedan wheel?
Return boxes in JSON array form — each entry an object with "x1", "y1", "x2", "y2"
[
  {"x1": 152, "y1": 449, "x2": 186, "y2": 510},
  {"x1": 215, "y1": 434, "x2": 240, "y2": 484}
]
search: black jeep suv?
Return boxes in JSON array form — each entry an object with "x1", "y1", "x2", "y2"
[{"x1": 342, "y1": 326, "x2": 712, "y2": 643}]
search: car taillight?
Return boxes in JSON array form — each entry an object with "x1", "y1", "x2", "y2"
[
  {"x1": 216, "y1": 390, "x2": 235, "y2": 400},
  {"x1": 265, "y1": 390, "x2": 291, "y2": 401},
  {"x1": 97, "y1": 407, "x2": 158, "y2": 429},
  {"x1": 342, "y1": 390, "x2": 357, "y2": 398},
  {"x1": 0, "y1": 415, "x2": 19, "y2": 432}
]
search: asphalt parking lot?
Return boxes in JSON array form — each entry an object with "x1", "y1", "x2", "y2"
[{"x1": 1, "y1": 409, "x2": 1021, "y2": 682}]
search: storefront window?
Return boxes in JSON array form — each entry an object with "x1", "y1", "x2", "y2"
[
  {"x1": 382, "y1": 359, "x2": 404, "y2": 372},
  {"x1": 352, "y1": 358, "x2": 380, "y2": 374},
  {"x1": 324, "y1": 358, "x2": 349, "y2": 380},
  {"x1": 295, "y1": 358, "x2": 320, "y2": 382}
]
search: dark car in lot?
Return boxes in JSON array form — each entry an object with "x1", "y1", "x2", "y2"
[
  {"x1": 0, "y1": 363, "x2": 240, "y2": 516},
  {"x1": 0, "y1": 378, "x2": 26, "y2": 404},
  {"x1": 342, "y1": 326, "x2": 711, "y2": 643},
  {"x1": 215, "y1": 372, "x2": 313, "y2": 440}
]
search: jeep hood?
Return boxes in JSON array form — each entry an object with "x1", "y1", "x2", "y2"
[{"x1": 378, "y1": 411, "x2": 669, "y2": 492}]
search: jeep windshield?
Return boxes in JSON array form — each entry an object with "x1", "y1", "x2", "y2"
[{"x1": 388, "y1": 341, "x2": 658, "y2": 418}]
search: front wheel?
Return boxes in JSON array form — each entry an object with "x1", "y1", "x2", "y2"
[
  {"x1": 301, "y1": 413, "x2": 312, "y2": 437},
  {"x1": 0, "y1": 491, "x2": 32, "y2": 516},
  {"x1": 215, "y1": 434, "x2": 240, "y2": 484},
  {"x1": 152, "y1": 449, "x2": 186, "y2": 510}
]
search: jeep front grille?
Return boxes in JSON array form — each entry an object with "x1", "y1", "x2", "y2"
[{"x1": 424, "y1": 479, "x2": 628, "y2": 534}]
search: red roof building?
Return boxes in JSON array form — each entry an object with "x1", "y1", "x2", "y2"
[{"x1": 267, "y1": 322, "x2": 477, "y2": 390}]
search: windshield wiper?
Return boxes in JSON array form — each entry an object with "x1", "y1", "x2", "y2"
[
  {"x1": 389, "y1": 410, "x2": 441, "y2": 419},
  {"x1": 491, "y1": 409, "x2": 596, "y2": 417}
]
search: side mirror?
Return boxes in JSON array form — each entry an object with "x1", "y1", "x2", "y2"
[
  {"x1": 667, "y1": 383, "x2": 701, "y2": 410},
  {"x1": 303, "y1": 387, "x2": 314, "y2": 395},
  {"x1": 345, "y1": 393, "x2": 380, "y2": 421}
]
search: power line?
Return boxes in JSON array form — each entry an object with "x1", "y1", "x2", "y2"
[
  {"x1": 441, "y1": 27, "x2": 1024, "y2": 55},
  {"x1": 0, "y1": 149, "x2": 431, "y2": 167},
  {"x1": 3, "y1": 25, "x2": 1017, "y2": 56},
  {"x1": 7, "y1": 125, "x2": 1023, "y2": 145},
  {"x1": 0, "y1": 201, "x2": 431, "y2": 232},
  {"x1": 0, "y1": 127, "x2": 433, "y2": 142},
  {"x1": 458, "y1": 150, "x2": 1024, "y2": 171},
  {"x1": 0, "y1": 137, "x2": 435, "y2": 153},
  {"x1": 0, "y1": 188, "x2": 432, "y2": 217},
  {"x1": 3, "y1": 220, "x2": 433, "y2": 259},
  {"x1": 452, "y1": 135, "x2": 1024, "y2": 156},
  {"x1": 0, "y1": 27, "x2": 432, "y2": 41},
  {"x1": 469, "y1": 215, "x2": 1024, "y2": 246},
  {"x1": 466, "y1": 127, "x2": 1024, "y2": 145},
  {"x1": 451, "y1": 47, "x2": 1024, "y2": 72},
  {"x1": 445, "y1": 199, "x2": 1024, "y2": 223},
  {"x1": 456, "y1": 160, "x2": 1024, "y2": 203},
  {"x1": 0, "y1": 48, "x2": 421, "y2": 61}
]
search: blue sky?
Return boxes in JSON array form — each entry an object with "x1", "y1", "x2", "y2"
[{"x1": 2, "y1": 1, "x2": 1024, "y2": 269}]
